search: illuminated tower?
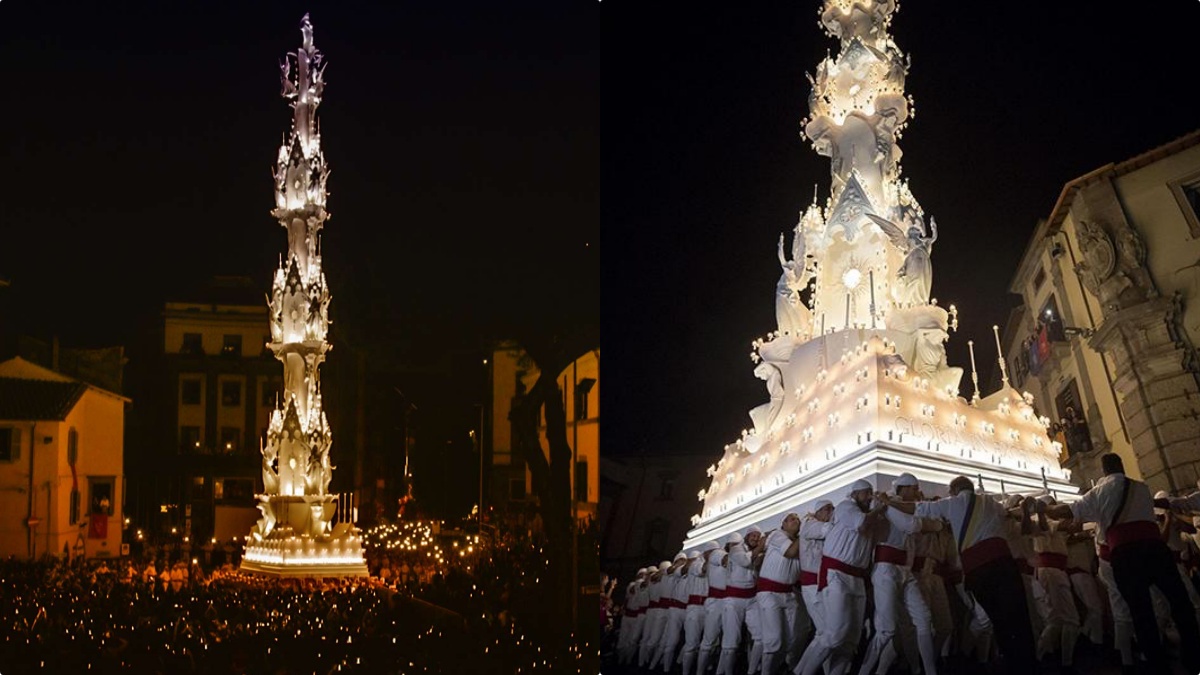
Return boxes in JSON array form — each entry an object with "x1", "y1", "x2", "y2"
[
  {"x1": 240, "y1": 14, "x2": 368, "y2": 578},
  {"x1": 685, "y1": 1, "x2": 1076, "y2": 547}
]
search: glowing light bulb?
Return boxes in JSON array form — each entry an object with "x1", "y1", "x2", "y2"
[{"x1": 842, "y1": 268, "x2": 862, "y2": 289}]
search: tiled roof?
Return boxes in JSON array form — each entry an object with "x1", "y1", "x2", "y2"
[{"x1": 0, "y1": 377, "x2": 87, "y2": 421}]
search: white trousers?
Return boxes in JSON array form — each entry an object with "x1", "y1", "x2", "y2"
[
  {"x1": 653, "y1": 605, "x2": 687, "y2": 671},
  {"x1": 797, "y1": 570, "x2": 866, "y2": 675},
  {"x1": 618, "y1": 613, "x2": 643, "y2": 664},
  {"x1": 917, "y1": 569, "x2": 952, "y2": 656},
  {"x1": 681, "y1": 603, "x2": 707, "y2": 675},
  {"x1": 756, "y1": 589, "x2": 797, "y2": 674},
  {"x1": 697, "y1": 597, "x2": 724, "y2": 675},
  {"x1": 858, "y1": 563, "x2": 937, "y2": 675},
  {"x1": 1034, "y1": 567, "x2": 1079, "y2": 666},
  {"x1": 639, "y1": 607, "x2": 668, "y2": 666},
  {"x1": 1068, "y1": 570, "x2": 1104, "y2": 645},
  {"x1": 745, "y1": 596, "x2": 763, "y2": 674}
]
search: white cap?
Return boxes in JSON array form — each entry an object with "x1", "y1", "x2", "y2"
[
  {"x1": 893, "y1": 473, "x2": 919, "y2": 489},
  {"x1": 747, "y1": 525, "x2": 763, "y2": 535},
  {"x1": 702, "y1": 540, "x2": 721, "y2": 553},
  {"x1": 850, "y1": 479, "x2": 873, "y2": 494},
  {"x1": 814, "y1": 499, "x2": 833, "y2": 511},
  {"x1": 1155, "y1": 490, "x2": 1169, "y2": 500},
  {"x1": 673, "y1": 551, "x2": 688, "y2": 562},
  {"x1": 637, "y1": 567, "x2": 648, "y2": 576},
  {"x1": 687, "y1": 550, "x2": 699, "y2": 559},
  {"x1": 726, "y1": 531, "x2": 743, "y2": 545},
  {"x1": 659, "y1": 561, "x2": 671, "y2": 571}
]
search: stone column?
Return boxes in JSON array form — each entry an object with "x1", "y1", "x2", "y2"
[{"x1": 1089, "y1": 296, "x2": 1200, "y2": 492}]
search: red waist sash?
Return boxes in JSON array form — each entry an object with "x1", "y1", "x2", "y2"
[
  {"x1": 960, "y1": 537, "x2": 1011, "y2": 576},
  {"x1": 756, "y1": 577, "x2": 794, "y2": 594},
  {"x1": 818, "y1": 555, "x2": 868, "y2": 591},
  {"x1": 724, "y1": 585, "x2": 756, "y2": 599},
  {"x1": 708, "y1": 587, "x2": 727, "y2": 599},
  {"x1": 671, "y1": 598, "x2": 688, "y2": 609},
  {"x1": 874, "y1": 544, "x2": 908, "y2": 566},
  {"x1": 1035, "y1": 552, "x2": 1068, "y2": 570},
  {"x1": 1098, "y1": 544, "x2": 1111, "y2": 561},
  {"x1": 798, "y1": 571, "x2": 818, "y2": 587},
  {"x1": 688, "y1": 594, "x2": 707, "y2": 606},
  {"x1": 933, "y1": 562, "x2": 963, "y2": 584},
  {"x1": 1107, "y1": 520, "x2": 1161, "y2": 550}
]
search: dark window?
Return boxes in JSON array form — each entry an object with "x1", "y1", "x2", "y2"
[
  {"x1": 0, "y1": 427, "x2": 19, "y2": 462},
  {"x1": 575, "y1": 378, "x2": 596, "y2": 421},
  {"x1": 180, "y1": 426, "x2": 201, "y2": 454},
  {"x1": 645, "y1": 518, "x2": 669, "y2": 559},
  {"x1": 70, "y1": 488, "x2": 80, "y2": 525},
  {"x1": 181, "y1": 378, "x2": 202, "y2": 405},
  {"x1": 222, "y1": 334, "x2": 242, "y2": 357},
  {"x1": 215, "y1": 478, "x2": 254, "y2": 502},
  {"x1": 220, "y1": 427, "x2": 241, "y2": 454},
  {"x1": 1032, "y1": 266, "x2": 1046, "y2": 292},
  {"x1": 509, "y1": 479, "x2": 526, "y2": 501},
  {"x1": 261, "y1": 381, "x2": 279, "y2": 407},
  {"x1": 181, "y1": 333, "x2": 203, "y2": 355},
  {"x1": 1184, "y1": 183, "x2": 1200, "y2": 225},
  {"x1": 575, "y1": 460, "x2": 589, "y2": 501},
  {"x1": 221, "y1": 381, "x2": 242, "y2": 407},
  {"x1": 657, "y1": 475, "x2": 675, "y2": 501},
  {"x1": 1054, "y1": 379, "x2": 1093, "y2": 460}
]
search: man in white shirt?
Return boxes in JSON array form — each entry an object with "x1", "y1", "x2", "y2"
[
  {"x1": 1029, "y1": 495, "x2": 1079, "y2": 673},
  {"x1": 745, "y1": 525, "x2": 766, "y2": 675},
  {"x1": 883, "y1": 475, "x2": 1037, "y2": 672},
  {"x1": 857, "y1": 473, "x2": 942, "y2": 675},
  {"x1": 681, "y1": 549, "x2": 710, "y2": 675},
  {"x1": 1062, "y1": 524, "x2": 1103, "y2": 646},
  {"x1": 1045, "y1": 452, "x2": 1200, "y2": 674},
  {"x1": 696, "y1": 541, "x2": 727, "y2": 675},
  {"x1": 640, "y1": 560, "x2": 673, "y2": 668},
  {"x1": 719, "y1": 529, "x2": 758, "y2": 675},
  {"x1": 618, "y1": 569, "x2": 648, "y2": 666},
  {"x1": 796, "y1": 499, "x2": 833, "y2": 666},
  {"x1": 652, "y1": 551, "x2": 691, "y2": 672},
  {"x1": 756, "y1": 513, "x2": 802, "y2": 675},
  {"x1": 796, "y1": 479, "x2": 888, "y2": 675}
]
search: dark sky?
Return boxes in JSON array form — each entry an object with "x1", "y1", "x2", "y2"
[
  {"x1": 602, "y1": 2, "x2": 1200, "y2": 461},
  {"x1": 0, "y1": 0, "x2": 598, "y2": 359}
]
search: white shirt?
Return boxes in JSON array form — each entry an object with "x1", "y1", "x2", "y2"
[
  {"x1": 876, "y1": 504, "x2": 922, "y2": 553},
  {"x1": 1070, "y1": 473, "x2": 1155, "y2": 545},
  {"x1": 727, "y1": 544, "x2": 756, "y2": 589},
  {"x1": 823, "y1": 499, "x2": 876, "y2": 569},
  {"x1": 670, "y1": 567, "x2": 690, "y2": 604},
  {"x1": 686, "y1": 557, "x2": 707, "y2": 598},
  {"x1": 648, "y1": 576, "x2": 665, "y2": 605},
  {"x1": 1005, "y1": 517, "x2": 1036, "y2": 563},
  {"x1": 759, "y1": 528, "x2": 800, "y2": 585},
  {"x1": 800, "y1": 518, "x2": 832, "y2": 574},
  {"x1": 1032, "y1": 518, "x2": 1069, "y2": 556},
  {"x1": 915, "y1": 491, "x2": 1007, "y2": 551},
  {"x1": 1066, "y1": 534, "x2": 1095, "y2": 571},
  {"x1": 707, "y1": 549, "x2": 728, "y2": 591}
]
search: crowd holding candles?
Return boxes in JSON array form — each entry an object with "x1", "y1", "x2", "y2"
[{"x1": 0, "y1": 515, "x2": 597, "y2": 674}]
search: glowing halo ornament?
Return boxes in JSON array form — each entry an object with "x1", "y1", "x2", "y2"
[
  {"x1": 684, "y1": 0, "x2": 1077, "y2": 549},
  {"x1": 239, "y1": 14, "x2": 368, "y2": 578}
]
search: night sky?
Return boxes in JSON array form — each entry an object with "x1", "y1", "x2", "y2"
[
  {"x1": 0, "y1": 0, "x2": 598, "y2": 358},
  {"x1": 602, "y1": 2, "x2": 1200, "y2": 463}
]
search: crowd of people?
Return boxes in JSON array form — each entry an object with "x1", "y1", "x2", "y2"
[
  {"x1": 603, "y1": 453, "x2": 1200, "y2": 675},
  {"x1": 0, "y1": 516, "x2": 597, "y2": 674}
]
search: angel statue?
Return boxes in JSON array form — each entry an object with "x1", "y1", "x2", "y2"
[
  {"x1": 866, "y1": 212, "x2": 937, "y2": 307},
  {"x1": 776, "y1": 232, "x2": 813, "y2": 336}
]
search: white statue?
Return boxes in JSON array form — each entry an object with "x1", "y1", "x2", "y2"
[
  {"x1": 749, "y1": 361, "x2": 786, "y2": 435},
  {"x1": 775, "y1": 232, "x2": 813, "y2": 336},
  {"x1": 867, "y1": 212, "x2": 937, "y2": 306}
]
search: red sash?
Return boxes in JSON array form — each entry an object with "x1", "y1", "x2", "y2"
[
  {"x1": 1106, "y1": 520, "x2": 1160, "y2": 550},
  {"x1": 756, "y1": 577, "x2": 794, "y2": 594},
  {"x1": 933, "y1": 562, "x2": 963, "y2": 584},
  {"x1": 724, "y1": 585, "x2": 756, "y2": 599},
  {"x1": 708, "y1": 587, "x2": 727, "y2": 599},
  {"x1": 874, "y1": 544, "x2": 908, "y2": 566},
  {"x1": 1034, "y1": 552, "x2": 1068, "y2": 570},
  {"x1": 959, "y1": 537, "x2": 1011, "y2": 576},
  {"x1": 1098, "y1": 544, "x2": 1111, "y2": 561},
  {"x1": 688, "y1": 594, "x2": 707, "y2": 606},
  {"x1": 671, "y1": 599, "x2": 688, "y2": 609},
  {"x1": 649, "y1": 599, "x2": 663, "y2": 610},
  {"x1": 818, "y1": 555, "x2": 868, "y2": 591},
  {"x1": 798, "y1": 571, "x2": 818, "y2": 587}
]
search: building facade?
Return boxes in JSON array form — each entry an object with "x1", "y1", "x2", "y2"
[
  {"x1": 487, "y1": 342, "x2": 599, "y2": 525},
  {"x1": 1003, "y1": 130, "x2": 1200, "y2": 491},
  {"x1": 0, "y1": 357, "x2": 127, "y2": 560}
]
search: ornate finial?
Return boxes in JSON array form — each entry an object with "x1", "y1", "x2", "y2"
[
  {"x1": 993, "y1": 325, "x2": 1009, "y2": 388},
  {"x1": 967, "y1": 339, "x2": 980, "y2": 406}
]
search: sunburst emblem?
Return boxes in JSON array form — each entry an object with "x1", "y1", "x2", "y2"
[{"x1": 838, "y1": 255, "x2": 870, "y2": 298}]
